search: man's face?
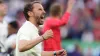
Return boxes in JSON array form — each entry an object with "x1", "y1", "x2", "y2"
[
  {"x1": 0, "y1": 3, "x2": 7, "y2": 16},
  {"x1": 31, "y1": 3, "x2": 46, "y2": 25}
]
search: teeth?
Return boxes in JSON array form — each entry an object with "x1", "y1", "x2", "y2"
[{"x1": 41, "y1": 19, "x2": 44, "y2": 22}]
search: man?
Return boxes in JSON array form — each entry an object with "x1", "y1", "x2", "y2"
[
  {"x1": 13, "y1": 1, "x2": 67, "y2": 56},
  {"x1": 0, "y1": 0, "x2": 8, "y2": 52},
  {"x1": 5, "y1": 21, "x2": 18, "y2": 55},
  {"x1": 43, "y1": 0, "x2": 74, "y2": 51}
]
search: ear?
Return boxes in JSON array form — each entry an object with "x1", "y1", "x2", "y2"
[{"x1": 28, "y1": 11, "x2": 33, "y2": 17}]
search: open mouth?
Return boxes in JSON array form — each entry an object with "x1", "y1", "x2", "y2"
[
  {"x1": 40, "y1": 16, "x2": 44, "y2": 19},
  {"x1": 40, "y1": 15, "x2": 45, "y2": 19},
  {"x1": 40, "y1": 15, "x2": 45, "y2": 22}
]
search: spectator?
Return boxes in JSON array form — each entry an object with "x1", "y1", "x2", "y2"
[
  {"x1": 0, "y1": 0, "x2": 8, "y2": 52},
  {"x1": 93, "y1": 3, "x2": 100, "y2": 41},
  {"x1": 4, "y1": 21, "x2": 19, "y2": 55},
  {"x1": 72, "y1": 44, "x2": 83, "y2": 56}
]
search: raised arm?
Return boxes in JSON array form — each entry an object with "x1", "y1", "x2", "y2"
[
  {"x1": 49, "y1": 0, "x2": 75, "y2": 28},
  {"x1": 49, "y1": 12, "x2": 70, "y2": 28}
]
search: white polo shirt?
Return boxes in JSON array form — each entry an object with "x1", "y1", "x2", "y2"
[{"x1": 16, "y1": 21, "x2": 42, "y2": 56}]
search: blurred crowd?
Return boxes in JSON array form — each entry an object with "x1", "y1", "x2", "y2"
[
  {"x1": 0, "y1": 0, "x2": 100, "y2": 56},
  {"x1": 60, "y1": 0, "x2": 100, "y2": 42},
  {"x1": 65, "y1": 43, "x2": 100, "y2": 56}
]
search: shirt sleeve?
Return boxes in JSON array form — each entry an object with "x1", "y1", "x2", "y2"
[
  {"x1": 49, "y1": 12, "x2": 70, "y2": 28},
  {"x1": 18, "y1": 33, "x2": 30, "y2": 40}
]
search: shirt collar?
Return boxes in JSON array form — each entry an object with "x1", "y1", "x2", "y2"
[{"x1": 26, "y1": 21, "x2": 39, "y2": 32}]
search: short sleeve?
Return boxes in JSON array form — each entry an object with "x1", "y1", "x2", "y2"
[{"x1": 18, "y1": 33, "x2": 30, "y2": 40}]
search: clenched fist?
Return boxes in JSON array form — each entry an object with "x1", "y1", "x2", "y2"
[
  {"x1": 42, "y1": 29, "x2": 53, "y2": 40},
  {"x1": 56, "y1": 49, "x2": 67, "y2": 56}
]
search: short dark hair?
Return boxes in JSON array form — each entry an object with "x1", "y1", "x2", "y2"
[
  {"x1": 23, "y1": 1, "x2": 41, "y2": 21},
  {"x1": 50, "y1": 3, "x2": 62, "y2": 17},
  {"x1": 0, "y1": 0, "x2": 4, "y2": 4},
  {"x1": 9, "y1": 21, "x2": 19, "y2": 30}
]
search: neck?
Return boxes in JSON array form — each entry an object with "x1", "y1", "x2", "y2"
[
  {"x1": 29, "y1": 17, "x2": 39, "y2": 28},
  {"x1": 0, "y1": 16, "x2": 4, "y2": 22},
  {"x1": 50, "y1": 15, "x2": 59, "y2": 19}
]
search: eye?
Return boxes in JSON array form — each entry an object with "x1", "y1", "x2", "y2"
[{"x1": 38, "y1": 8, "x2": 42, "y2": 11}]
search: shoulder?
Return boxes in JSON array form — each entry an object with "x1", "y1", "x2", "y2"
[
  {"x1": 17, "y1": 21, "x2": 39, "y2": 39},
  {"x1": 44, "y1": 17, "x2": 54, "y2": 25},
  {"x1": 17, "y1": 21, "x2": 34, "y2": 36},
  {"x1": 45, "y1": 17, "x2": 52, "y2": 21}
]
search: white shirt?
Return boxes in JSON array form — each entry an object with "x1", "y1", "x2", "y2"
[
  {"x1": 16, "y1": 21, "x2": 42, "y2": 56},
  {"x1": 4, "y1": 34, "x2": 16, "y2": 55},
  {"x1": 0, "y1": 20, "x2": 8, "y2": 52},
  {"x1": 5, "y1": 34, "x2": 16, "y2": 49}
]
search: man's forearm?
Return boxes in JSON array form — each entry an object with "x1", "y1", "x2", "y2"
[
  {"x1": 18, "y1": 36, "x2": 43, "y2": 52},
  {"x1": 66, "y1": 0, "x2": 74, "y2": 13}
]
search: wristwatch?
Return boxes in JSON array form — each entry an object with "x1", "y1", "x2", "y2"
[{"x1": 54, "y1": 51, "x2": 56, "y2": 56}]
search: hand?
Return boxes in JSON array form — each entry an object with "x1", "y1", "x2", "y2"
[
  {"x1": 42, "y1": 29, "x2": 53, "y2": 40},
  {"x1": 67, "y1": 0, "x2": 75, "y2": 13},
  {"x1": 56, "y1": 49, "x2": 67, "y2": 56}
]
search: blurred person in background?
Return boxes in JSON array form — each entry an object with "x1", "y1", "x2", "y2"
[
  {"x1": 42, "y1": 0, "x2": 74, "y2": 51},
  {"x1": 67, "y1": 8, "x2": 85, "y2": 40},
  {"x1": 4, "y1": 21, "x2": 19, "y2": 56},
  {"x1": 67, "y1": 44, "x2": 83, "y2": 56},
  {"x1": 67, "y1": 0, "x2": 94, "y2": 40},
  {"x1": 0, "y1": 0, "x2": 8, "y2": 52},
  {"x1": 13, "y1": 1, "x2": 67, "y2": 56},
  {"x1": 93, "y1": 2, "x2": 100, "y2": 41},
  {"x1": 81, "y1": 8, "x2": 94, "y2": 43},
  {"x1": 72, "y1": 44, "x2": 83, "y2": 56},
  {"x1": 84, "y1": 0, "x2": 96, "y2": 15},
  {"x1": 67, "y1": 0, "x2": 85, "y2": 40},
  {"x1": 84, "y1": 47, "x2": 92, "y2": 56}
]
